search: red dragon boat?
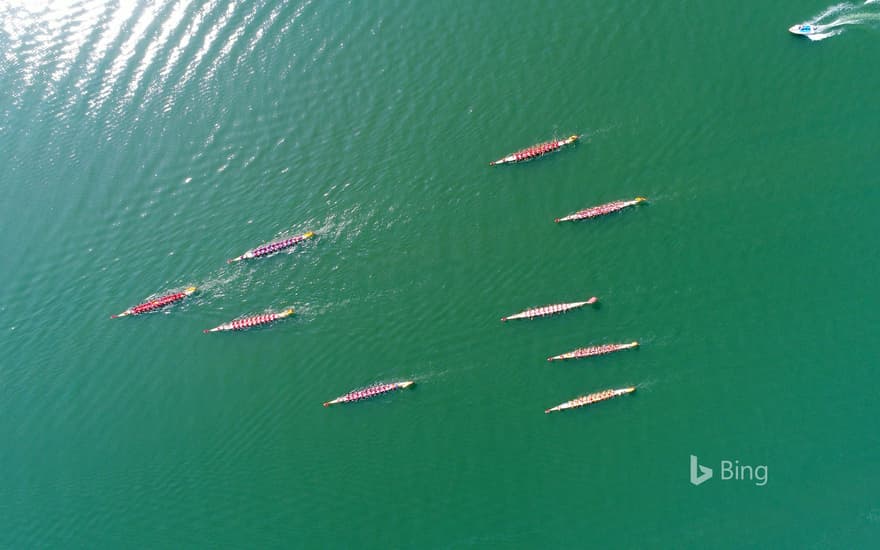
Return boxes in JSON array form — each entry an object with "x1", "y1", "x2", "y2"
[
  {"x1": 228, "y1": 231, "x2": 314, "y2": 263},
  {"x1": 547, "y1": 341, "x2": 639, "y2": 362},
  {"x1": 323, "y1": 381, "x2": 415, "y2": 407},
  {"x1": 555, "y1": 197, "x2": 646, "y2": 223},
  {"x1": 489, "y1": 135, "x2": 579, "y2": 166},
  {"x1": 203, "y1": 309, "x2": 294, "y2": 333},
  {"x1": 545, "y1": 387, "x2": 635, "y2": 414},
  {"x1": 111, "y1": 287, "x2": 197, "y2": 318},
  {"x1": 501, "y1": 297, "x2": 597, "y2": 322}
]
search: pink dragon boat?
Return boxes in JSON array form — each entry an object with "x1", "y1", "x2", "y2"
[
  {"x1": 547, "y1": 341, "x2": 639, "y2": 362},
  {"x1": 489, "y1": 135, "x2": 579, "y2": 166},
  {"x1": 545, "y1": 387, "x2": 636, "y2": 414},
  {"x1": 228, "y1": 231, "x2": 314, "y2": 263},
  {"x1": 555, "y1": 197, "x2": 646, "y2": 223},
  {"x1": 204, "y1": 309, "x2": 294, "y2": 333},
  {"x1": 501, "y1": 297, "x2": 597, "y2": 322},
  {"x1": 324, "y1": 381, "x2": 415, "y2": 407},
  {"x1": 111, "y1": 287, "x2": 197, "y2": 318}
]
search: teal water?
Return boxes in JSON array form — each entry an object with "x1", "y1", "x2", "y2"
[{"x1": 2, "y1": 0, "x2": 879, "y2": 547}]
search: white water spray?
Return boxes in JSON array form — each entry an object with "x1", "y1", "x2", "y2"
[{"x1": 792, "y1": 1, "x2": 880, "y2": 41}]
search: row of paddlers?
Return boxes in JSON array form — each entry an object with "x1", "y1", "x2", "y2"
[
  {"x1": 108, "y1": 228, "x2": 379, "y2": 405},
  {"x1": 333, "y1": 135, "x2": 647, "y2": 411},
  {"x1": 323, "y1": 316, "x2": 640, "y2": 409},
  {"x1": 491, "y1": 134, "x2": 645, "y2": 413},
  {"x1": 112, "y1": 134, "x2": 644, "y2": 410},
  {"x1": 500, "y1": 296, "x2": 639, "y2": 413},
  {"x1": 110, "y1": 232, "x2": 315, "y2": 331},
  {"x1": 324, "y1": 384, "x2": 637, "y2": 413},
  {"x1": 110, "y1": 273, "x2": 638, "y2": 409},
  {"x1": 490, "y1": 135, "x2": 648, "y2": 222}
]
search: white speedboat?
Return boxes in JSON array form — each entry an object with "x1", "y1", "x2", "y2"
[{"x1": 789, "y1": 22, "x2": 821, "y2": 36}]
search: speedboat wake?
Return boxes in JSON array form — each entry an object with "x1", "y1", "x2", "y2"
[{"x1": 790, "y1": 1, "x2": 880, "y2": 41}]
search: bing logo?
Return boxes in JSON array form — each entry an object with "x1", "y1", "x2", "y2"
[{"x1": 690, "y1": 454, "x2": 768, "y2": 486}]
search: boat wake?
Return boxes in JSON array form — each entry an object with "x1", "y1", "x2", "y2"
[{"x1": 794, "y1": 1, "x2": 880, "y2": 41}]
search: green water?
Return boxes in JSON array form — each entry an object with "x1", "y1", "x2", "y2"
[{"x1": 2, "y1": 0, "x2": 879, "y2": 547}]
